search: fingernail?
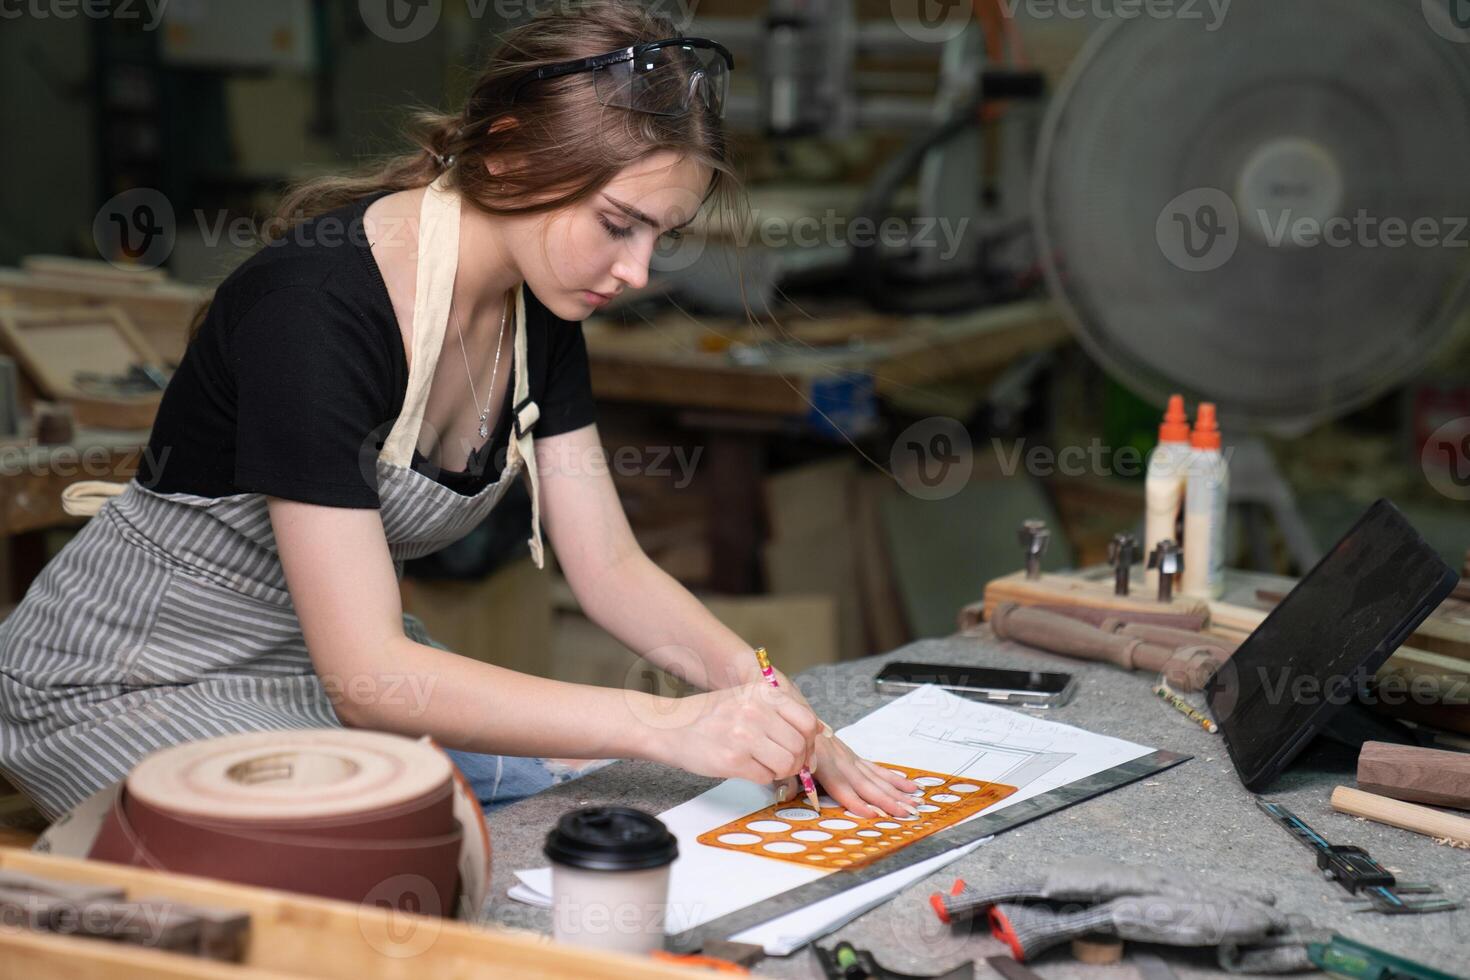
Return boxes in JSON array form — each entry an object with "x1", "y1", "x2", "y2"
[
  {"x1": 872, "y1": 805, "x2": 890, "y2": 819},
  {"x1": 778, "y1": 784, "x2": 791, "y2": 802}
]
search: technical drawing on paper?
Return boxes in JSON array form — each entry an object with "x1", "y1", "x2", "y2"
[{"x1": 908, "y1": 717, "x2": 1072, "y2": 789}]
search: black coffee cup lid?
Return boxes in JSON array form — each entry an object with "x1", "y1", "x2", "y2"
[{"x1": 544, "y1": 805, "x2": 678, "y2": 872}]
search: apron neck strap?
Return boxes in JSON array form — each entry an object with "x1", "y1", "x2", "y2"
[
  {"x1": 376, "y1": 177, "x2": 546, "y2": 569},
  {"x1": 380, "y1": 174, "x2": 461, "y2": 468}
]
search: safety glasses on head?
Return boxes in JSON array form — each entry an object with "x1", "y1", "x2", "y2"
[{"x1": 509, "y1": 37, "x2": 733, "y2": 119}]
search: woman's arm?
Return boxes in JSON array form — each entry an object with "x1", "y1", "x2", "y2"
[
  {"x1": 537, "y1": 425, "x2": 922, "y2": 817},
  {"x1": 268, "y1": 495, "x2": 819, "y2": 784},
  {"x1": 536, "y1": 424, "x2": 764, "y2": 692}
]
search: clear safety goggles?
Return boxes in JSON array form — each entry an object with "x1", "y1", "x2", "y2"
[{"x1": 509, "y1": 37, "x2": 733, "y2": 119}]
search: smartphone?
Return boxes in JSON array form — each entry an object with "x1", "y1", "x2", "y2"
[{"x1": 873, "y1": 661, "x2": 1076, "y2": 708}]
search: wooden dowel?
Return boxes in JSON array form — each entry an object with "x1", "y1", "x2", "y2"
[{"x1": 1329, "y1": 785, "x2": 1470, "y2": 846}]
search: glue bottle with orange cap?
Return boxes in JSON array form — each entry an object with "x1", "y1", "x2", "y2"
[
  {"x1": 1144, "y1": 394, "x2": 1192, "y2": 592},
  {"x1": 1183, "y1": 402, "x2": 1229, "y2": 598}
]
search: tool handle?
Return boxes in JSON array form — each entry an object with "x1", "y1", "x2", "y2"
[
  {"x1": 1330, "y1": 785, "x2": 1470, "y2": 846},
  {"x1": 992, "y1": 603, "x2": 1160, "y2": 672}
]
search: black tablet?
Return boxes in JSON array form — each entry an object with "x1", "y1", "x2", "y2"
[{"x1": 1206, "y1": 499, "x2": 1459, "y2": 791}]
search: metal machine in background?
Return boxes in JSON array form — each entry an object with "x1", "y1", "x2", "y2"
[
  {"x1": 1034, "y1": 0, "x2": 1470, "y2": 570},
  {"x1": 655, "y1": 0, "x2": 1044, "y2": 315}
]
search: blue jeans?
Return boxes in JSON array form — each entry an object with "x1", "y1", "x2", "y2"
[{"x1": 444, "y1": 749, "x2": 614, "y2": 815}]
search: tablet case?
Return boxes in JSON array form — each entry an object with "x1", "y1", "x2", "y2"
[{"x1": 1206, "y1": 499, "x2": 1458, "y2": 791}]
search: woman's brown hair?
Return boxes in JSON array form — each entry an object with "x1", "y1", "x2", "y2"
[{"x1": 187, "y1": 0, "x2": 737, "y2": 345}]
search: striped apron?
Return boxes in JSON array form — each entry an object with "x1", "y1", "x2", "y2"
[{"x1": 0, "y1": 176, "x2": 546, "y2": 820}]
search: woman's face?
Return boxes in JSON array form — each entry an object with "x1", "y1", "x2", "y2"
[{"x1": 506, "y1": 151, "x2": 712, "y2": 321}]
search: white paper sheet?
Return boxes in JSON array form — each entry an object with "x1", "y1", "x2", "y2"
[{"x1": 510, "y1": 685, "x2": 1156, "y2": 955}]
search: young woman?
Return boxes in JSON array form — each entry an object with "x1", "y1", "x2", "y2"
[{"x1": 0, "y1": 0, "x2": 920, "y2": 823}]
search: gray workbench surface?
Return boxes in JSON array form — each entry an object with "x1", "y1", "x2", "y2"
[{"x1": 485, "y1": 630, "x2": 1469, "y2": 978}]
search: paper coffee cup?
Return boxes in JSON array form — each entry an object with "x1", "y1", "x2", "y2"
[{"x1": 544, "y1": 805, "x2": 678, "y2": 954}]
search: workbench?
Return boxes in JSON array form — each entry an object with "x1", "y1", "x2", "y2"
[
  {"x1": 583, "y1": 299, "x2": 1068, "y2": 593},
  {"x1": 488, "y1": 573, "x2": 1470, "y2": 978}
]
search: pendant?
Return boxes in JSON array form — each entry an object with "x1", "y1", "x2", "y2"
[{"x1": 478, "y1": 411, "x2": 489, "y2": 440}]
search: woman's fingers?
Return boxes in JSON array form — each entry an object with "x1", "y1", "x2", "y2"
[
  {"x1": 860, "y1": 758, "x2": 921, "y2": 794},
  {"x1": 771, "y1": 695, "x2": 821, "y2": 764},
  {"x1": 822, "y1": 753, "x2": 918, "y2": 819},
  {"x1": 748, "y1": 734, "x2": 802, "y2": 784},
  {"x1": 760, "y1": 708, "x2": 813, "y2": 771}
]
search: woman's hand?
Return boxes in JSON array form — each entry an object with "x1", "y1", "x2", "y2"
[
  {"x1": 650, "y1": 681, "x2": 822, "y2": 784},
  {"x1": 778, "y1": 727, "x2": 922, "y2": 819}
]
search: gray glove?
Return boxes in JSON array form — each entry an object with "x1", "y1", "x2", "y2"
[
  {"x1": 934, "y1": 858, "x2": 1277, "y2": 918},
  {"x1": 929, "y1": 858, "x2": 1317, "y2": 974}
]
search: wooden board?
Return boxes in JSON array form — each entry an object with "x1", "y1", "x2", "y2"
[
  {"x1": 1357, "y1": 741, "x2": 1470, "y2": 810},
  {"x1": 1237, "y1": 593, "x2": 1470, "y2": 665},
  {"x1": 0, "y1": 267, "x2": 211, "y2": 365},
  {"x1": 20, "y1": 255, "x2": 169, "y2": 286},
  {"x1": 981, "y1": 570, "x2": 1210, "y2": 624},
  {"x1": 1330, "y1": 786, "x2": 1470, "y2": 847},
  {"x1": 0, "y1": 846, "x2": 711, "y2": 979},
  {"x1": 0, "y1": 306, "x2": 164, "y2": 429},
  {"x1": 584, "y1": 299, "x2": 1069, "y2": 415}
]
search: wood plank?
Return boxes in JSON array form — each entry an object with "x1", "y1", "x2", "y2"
[
  {"x1": 584, "y1": 300, "x2": 1067, "y2": 415},
  {"x1": 588, "y1": 354, "x2": 808, "y2": 415},
  {"x1": 0, "y1": 306, "x2": 164, "y2": 429},
  {"x1": 982, "y1": 570, "x2": 1210, "y2": 623},
  {"x1": 0, "y1": 268, "x2": 210, "y2": 364},
  {"x1": 1248, "y1": 591, "x2": 1470, "y2": 664},
  {"x1": 20, "y1": 255, "x2": 169, "y2": 286},
  {"x1": 0, "y1": 929, "x2": 294, "y2": 979},
  {"x1": 1330, "y1": 786, "x2": 1470, "y2": 846},
  {"x1": 0, "y1": 847, "x2": 710, "y2": 979},
  {"x1": 1357, "y1": 741, "x2": 1470, "y2": 810}
]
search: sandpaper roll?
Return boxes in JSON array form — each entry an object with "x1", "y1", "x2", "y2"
[{"x1": 88, "y1": 730, "x2": 470, "y2": 917}]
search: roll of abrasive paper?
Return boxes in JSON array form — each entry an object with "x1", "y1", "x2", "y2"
[{"x1": 88, "y1": 729, "x2": 490, "y2": 918}]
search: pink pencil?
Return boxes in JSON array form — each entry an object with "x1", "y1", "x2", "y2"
[{"x1": 754, "y1": 647, "x2": 823, "y2": 811}]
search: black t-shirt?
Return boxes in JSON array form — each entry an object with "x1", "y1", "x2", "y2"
[{"x1": 138, "y1": 192, "x2": 597, "y2": 507}]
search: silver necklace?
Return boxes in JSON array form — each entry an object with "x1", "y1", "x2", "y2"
[{"x1": 452, "y1": 292, "x2": 508, "y2": 454}]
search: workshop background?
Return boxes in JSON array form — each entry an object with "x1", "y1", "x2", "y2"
[{"x1": 0, "y1": 0, "x2": 1466, "y2": 718}]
